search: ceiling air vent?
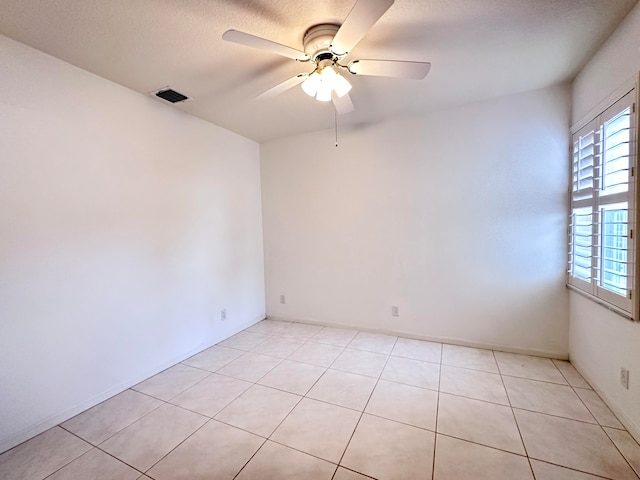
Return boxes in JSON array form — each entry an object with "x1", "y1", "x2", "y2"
[{"x1": 152, "y1": 87, "x2": 190, "y2": 104}]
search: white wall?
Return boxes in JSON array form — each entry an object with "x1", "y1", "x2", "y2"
[
  {"x1": 261, "y1": 85, "x2": 570, "y2": 357},
  {"x1": 0, "y1": 35, "x2": 265, "y2": 453},
  {"x1": 572, "y1": 2, "x2": 640, "y2": 123},
  {"x1": 569, "y1": 2, "x2": 640, "y2": 441}
]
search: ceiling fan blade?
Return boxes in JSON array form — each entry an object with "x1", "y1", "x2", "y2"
[
  {"x1": 254, "y1": 74, "x2": 308, "y2": 100},
  {"x1": 332, "y1": 92, "x2": 354, "y2": 115},
  {"x1": 330, "y1": 0, "x2": 394, "y2": 56},
  {"x1": 223, "y1": 29, "x2": 310, "y2": 61},
  {"x1": 347, "y1": 59, "x2": 431, "y2": 79}
]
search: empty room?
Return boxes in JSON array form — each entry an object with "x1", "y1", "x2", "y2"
[{"x1": 1, "y1": 0, "x2": 640, "y2": 479}]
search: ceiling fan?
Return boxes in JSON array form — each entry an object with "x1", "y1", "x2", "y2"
[{"x1": 222, "y1": 0, "x2": 431, "y2": 114}]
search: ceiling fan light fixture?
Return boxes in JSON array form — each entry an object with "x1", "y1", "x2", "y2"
[{"x1": 301, "y1": 65, "x2": 352, "y2": 102}]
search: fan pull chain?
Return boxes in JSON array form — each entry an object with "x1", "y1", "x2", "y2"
[{"x1": 335, "y1": 107, "x2": 339, "y2": 147}]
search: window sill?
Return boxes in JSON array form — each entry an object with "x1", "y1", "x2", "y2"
[{"x1": 566, "y1": 284, "x2": 635, "y2": 321}]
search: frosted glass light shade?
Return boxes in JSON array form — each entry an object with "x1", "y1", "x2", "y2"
[
  {"x1": 333, "y1": 73, "x2": 352, "y2": 97},
  {"x1": 321, "y1": 65, "x2": 337, "y2": 84},
  {"x1": 301, "y1": 71, "x2": 321, "y2": 97},
  {"x1": 316, "y1": 85, "x2": 332, "y2": 102}
]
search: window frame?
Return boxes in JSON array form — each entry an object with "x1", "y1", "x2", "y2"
[{"x1": 568, "y1": 87, "x2": 638, "y2": 320}]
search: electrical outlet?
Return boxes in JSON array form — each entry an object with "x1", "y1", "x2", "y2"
[
  {"x1": 391, "y1": 305, "x2": 399, "y2": 317},
  {"x1": 221, "y1": 309, "x2": 227, "y2": 321},
  {"x1": 280, "y1": 295, "x2": 286, "y2": 304},
  {"x1": 620, "y1": 367, "x2": 630, "y2": 389}
]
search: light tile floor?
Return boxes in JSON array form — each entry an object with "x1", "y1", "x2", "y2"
[{"x1": 2, "y1": 320, "x2": 640, "y2": 480}]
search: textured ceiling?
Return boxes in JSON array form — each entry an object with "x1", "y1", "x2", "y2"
[{"x1": 0, "y1": 0, "x2": 637, "y2": 142}]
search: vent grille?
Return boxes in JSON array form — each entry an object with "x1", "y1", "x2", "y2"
[{"x1": 154, "y1": 88, "x2": 189, "y2": 103}]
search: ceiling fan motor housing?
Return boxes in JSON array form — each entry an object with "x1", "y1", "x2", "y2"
[{"x1": 303, "y1": 24, "x2": 341, "y2": 62}]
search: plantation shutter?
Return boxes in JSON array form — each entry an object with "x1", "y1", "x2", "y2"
[
  {"x1": 568, "y1": 89, "x2": 636, "y2": 315},
  {"x1": 595, "y1": 93, "x2": 635, "y2": 311},
  {"x1": 569, "y1": 121, "x2": 597, "y2": 292}
]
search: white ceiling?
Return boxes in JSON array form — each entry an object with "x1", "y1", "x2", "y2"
[{"x1": 0, "y1": 0, "x2": 637, "y2": 142}]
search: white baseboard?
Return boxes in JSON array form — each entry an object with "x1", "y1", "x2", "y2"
[
  {"x1": 570, "y1": 362, "x2": 640, "y2": 444},
  {"x1": 266, "y1": 315, "x2": 568, "y2": 359},
  {"x1": 0, "y1": 314, "x2": 265, "y2": 455}
]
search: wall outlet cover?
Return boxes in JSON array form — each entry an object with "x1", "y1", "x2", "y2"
[{"x1": 620, "y1": 367, "x2": 630, "y2": 390}]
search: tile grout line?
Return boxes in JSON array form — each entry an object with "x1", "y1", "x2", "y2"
[
  {"x1": 433, "y1": 432, "x2": 531, "y2": 458},
  {"x1": 257, "y1": 366, "x2": 327, "y2": 397},
  {"x1": 183, "y1": 349, "x2": 253, "y2": 378},
  {"x1": 558, "y1": 366, "x2": 640, "y2": 479},
  {"x1": 413, "y1": 348, "x2": 631, "y2": 480},
  {"x1": 288, "y1": 339, "x2": 348, "y2": 369},
  {"x1": 164, "y1": 368, "x2": 215, "y2": 404},
  {"x1": 233, "y1": 357, "x2": 341, "y2": 475},
  {"x1": 56, "y1": 427, "x2": 147, "y2": 478},
  {"x1": 217, "y1": 332, "x2": 309, "y2": 480},
  {"x1": 167, "y1": 379, "x2": 253, "y2": 419},
  {"x1": 214, "y1": 345, "x2": 291, "y2": 386},
  {"x1": 122, "y1": 404, "x2": 212, "y2": 476},
  {"x1": 550, "y1": 359, "x2": 592, "y2": 389},
  {"x1": 181, "y1": 339, "x2": 255, "y2": 363},
  {"x1": 66, "y1": 363, "x2": 217, "y2": 455},
  {"x1": 328, "y1": 329, "x2": 379, "y2": 480},
  {"x1": 132, "y1": 371, "x2": 215, "y2": 404},
  {"x1": 431, "y1": 343, "x2": 443, "y2": 480},
  {"x1": 559, "y1": 362, "x2": 613, "y2": 426},
  {"x1": 499, "y1": 372, "x2": 588, "y2": 387},
  {"x1": 229, "y1": 436, "x2": 270, "y2": 480},
  {"x1": 493, "y1": 356, "x2": 625, "y2": 480},
  {"x1": 252, "y1": 337, "x2": 308, "y2": 359},
  {"x1": 231, "y1": 327, "x2": 338, "y2": 480},
  {"x1": 38, "y1": 433, "x2": 107, "y2": 480},
  {"x1": 331, "y1": 334, "x2": 399, "y2": 480},
  {"x1": 207, "y1": 334, "x2": 358, "y2": 442},
  {"x1": 140, "y1": 330, "x2": 287, "y2": 479},
  {"x1": 530, "y1": 458, "x2": 618, "y2": 480},
  {"x1": 509, "y1": 406, "x2": 607, "y2": 427},
  {"x1": 63, "y1": 388, "x2": 167, "y2": 449},
  {"x1": 493, "y1": 350, "x2": 537, "y2": 480},
  {"x1": 333, "y1": 466, "x2": 378, "y2": 480},
  {"x1": 603, "y1": 429, "x2": 640, "y2": 480},
  {"x1": 426, "y1": 386, "x2": 508, "y2": 406},
  {"x1": 261, "y1": 438, "x2": 338, "y2": 467},
  {"x1": 280, "y1": 330, "x2": 320, "y2": 361},
  {"x1": 179, "y1": 359, "x2": 238, "y2": 374}
]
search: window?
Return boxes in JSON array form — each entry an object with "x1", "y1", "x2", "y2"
[{"x1": 568, "y1": 90, "x2": 637, "y2": 317}]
